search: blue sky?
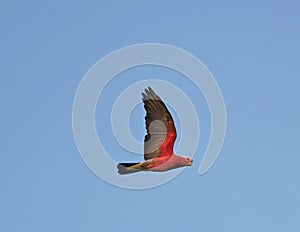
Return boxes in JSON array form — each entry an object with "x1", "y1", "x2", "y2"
[{"x1": 1, "y1": 1, "x2": 300, "y2": 231}]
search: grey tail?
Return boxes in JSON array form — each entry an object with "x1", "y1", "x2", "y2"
[{"x1": 117, "y1": 163, "x2": 140, "y2": 175}]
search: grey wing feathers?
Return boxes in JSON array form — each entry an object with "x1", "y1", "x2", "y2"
[{"x1": 142, "y1": 87, "x2": 176, "y2": 160}]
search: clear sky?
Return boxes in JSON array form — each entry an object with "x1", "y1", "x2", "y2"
[{"x1": 1, "y1": 1, "x2": 300, "y2": 231}]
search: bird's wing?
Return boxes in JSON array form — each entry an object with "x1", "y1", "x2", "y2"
[{"x1": 142, "y1": 87, "x2": 177, "y2": 160}]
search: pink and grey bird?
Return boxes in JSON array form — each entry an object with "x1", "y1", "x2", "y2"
[{"x1": 117, "y1": 87, "x2": 193, "y2": 175}]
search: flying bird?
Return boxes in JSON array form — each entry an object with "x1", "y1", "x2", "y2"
[{"x1": 117, "y1": 87, "x2": 193, "y2": 175}]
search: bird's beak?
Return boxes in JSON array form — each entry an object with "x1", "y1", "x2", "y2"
[{"x1": 188, "y1": 159, "x2": 193, "y2": 166}]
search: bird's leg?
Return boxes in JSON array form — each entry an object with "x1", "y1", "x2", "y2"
[{"x1": 128, "y1": 160, "x2": 152, "y2": 170}]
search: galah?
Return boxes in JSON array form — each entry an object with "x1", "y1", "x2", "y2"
[{"x1": 117, "y1": 87, "x2": 193, "y2": 175}]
